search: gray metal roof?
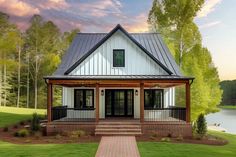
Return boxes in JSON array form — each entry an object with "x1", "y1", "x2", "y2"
[
  {"x1": 53, "y1": 24, "x2": 182, "y2": 77},
  {"x1": 45, "y1": 75, "x2": 194, "y2": 80}
]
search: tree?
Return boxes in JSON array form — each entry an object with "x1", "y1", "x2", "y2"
[
  {"x1": 196, "y1": 113, "x2": 207, "y2": 136},
  {"x1": 0, "y1": 12, "x2": 21, "y2": 107},
  {"x1": 25, "y1": 15, "x2": 62, "y2": 109},
  {"x1": 148, "y1": 0, "x2": 222, "y2": 120},
  {"x1": 148, "y1": 0, "x2": 203, "y2": 67}
]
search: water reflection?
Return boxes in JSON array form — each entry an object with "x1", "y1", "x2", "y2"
[{"x1": 206, "y1": 109, "x2": 236, "y2": 134}]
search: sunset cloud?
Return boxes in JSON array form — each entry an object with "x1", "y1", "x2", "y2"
[
  {"x1": 197, "y1": 0, "x2": 222, "y2": 18},
  {"x1": 0, "y1": 0, "x2": 39, "y2": 16},
  {"x1": 38, "y1": 0, "x2": 69, "y2": 10},
  {"x1": 199, "y1": 21, "x2": 221, "y2": 29},
  {"x1": 124, "y1": 13, "x2": 149, "y2": 33},
  {"x1": 78, "y1": 0, "x2": 123, "y2": 17}
]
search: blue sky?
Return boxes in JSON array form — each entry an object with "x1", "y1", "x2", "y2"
[{"x1": 0, "y1": 0, "x2": 235, "y2": 80}]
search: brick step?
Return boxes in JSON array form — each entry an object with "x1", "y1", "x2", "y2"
[
  {"x1": 98, "y1": 122, "x2": 141, "y2": 125},
  {"x1": 95, "y1": 128, "x2": 141, "y2": 132},
  {"x1": 96, "y1": 125, "x2": 141, "y2": 128},
  {"x1": 95, "y1": 132, "x2": 142, "y2": 136}
]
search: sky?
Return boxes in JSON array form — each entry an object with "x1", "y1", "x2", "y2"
[{"x1": 0, "y1": 0, "x2": 235, "y2": 81}]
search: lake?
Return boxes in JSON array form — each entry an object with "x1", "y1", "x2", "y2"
[{"x1": 206, "y1": 109, "x2": 236, "y2": 134}]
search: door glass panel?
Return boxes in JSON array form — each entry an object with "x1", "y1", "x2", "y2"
[
  {"x1": 127, "y1": 90, "x2": 133, "y2": 116},
  {"x1": 114, "y1": 91, "x2": 125, "y2": 116},
  {"x1": 105, "y1": 91, "x2": 112, "y2": 116}
]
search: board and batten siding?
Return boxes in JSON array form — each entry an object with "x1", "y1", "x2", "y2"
[
  {"x1": 62, "y1": 87, "x2": 175, "y2": 119},
  {"x1": 69, "y1": 30, "x2": 168, "y2": 75}
]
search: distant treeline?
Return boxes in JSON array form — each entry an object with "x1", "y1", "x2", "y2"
[{"x1": 220, "y1": 80, "x2": 236, "y2": 106}]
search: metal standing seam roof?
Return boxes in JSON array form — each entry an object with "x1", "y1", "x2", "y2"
[{"x1": 52, "y1": 24, "x2": 183, "y2": 78}]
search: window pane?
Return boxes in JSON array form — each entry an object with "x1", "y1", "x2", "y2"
[
  {"x1": 113, "y1": 50, "x2": 125, "y2": 67},
  {"x1": 144, "y1": 89, "x2": 163, "y2": 109},
  {"x1": 75, "y1": 90, "x2": 83, "y2": 109},
  {"x1": 144, "y1": 90, "x2": 152, "y2": 109},
  {"x1": 153, "y1": 90, "x2": 162, "y2": 108},
  {"x1": 85, "y1": 90, "x2": 93, "y2": 107}
]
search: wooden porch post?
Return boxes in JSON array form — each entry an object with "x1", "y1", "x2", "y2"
[
  {"x1": 96, "y1": 83, "x2": 99, "y2": 122},
  {"x1": 47, "y1": 83, "x2": 52, "y2": 122},
  {"x1": 186, "y1": 81, "x2": 191, "y2": 123},
  {"x1": 140, "y1": 82, "x2": 144, "y2": 123}
]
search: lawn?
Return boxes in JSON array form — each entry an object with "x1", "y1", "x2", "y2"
[
  {"x1": 0, "y1": 106, "x2": 98, "y2": 157},
  {"x1": 138, "y1": 131, "x2": 236, "y2": 157},
  {"x1": 218, "y1": 105, "x2": 236, "y2": 109},
  {"x1": 0, "y1": 141, "x2": 98, "y2": 157},
  {"x1": 0, "y1": 106, "x2": 46, "y2": 127}
]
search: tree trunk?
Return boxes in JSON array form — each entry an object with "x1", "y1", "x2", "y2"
[
  {"x1": 17, "y1": 44, "x2": 21, "y2": 108},
  {"x1": 26, "y1": 52, "x2": 29, "y2": 108},
  {"x1": 179, "y1": 32, "x2": 184, "y2": 68},
  {"x1": 34, "y1": 58, "x2": 38, "y2": 109},
  {"x1": 0, "y1": 65, "x2": 2, "y2": 106},
  {"x1": 3, "y1": 62, "x2": 6, "y2": 106}
]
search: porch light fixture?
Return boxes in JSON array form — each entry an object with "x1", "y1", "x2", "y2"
[
  {"x1": 135, "y1": 90, "x2": 138, "y2": 96},
  {"x1": 101, "y1": 90, "x2": 104, "y2": 96}
]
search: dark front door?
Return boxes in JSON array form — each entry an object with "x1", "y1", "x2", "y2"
[{"x1": 105, "y1": 89, "x2": 134, "y2": 117}]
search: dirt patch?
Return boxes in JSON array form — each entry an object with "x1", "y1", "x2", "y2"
[{"x1": 136, "y1": 134, "x2": 228, "y2": 146}]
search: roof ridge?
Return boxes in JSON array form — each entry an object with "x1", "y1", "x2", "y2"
[{"x1": 77, "y1": 32, "x2": 161, "y2": 35}]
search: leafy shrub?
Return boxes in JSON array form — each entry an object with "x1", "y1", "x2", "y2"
[
  {"x1": 70, "y1": 130, "x2": 86, "y2": 138},
  {"x1": 17, "y1": 129, "x2": 29, "y2": 137},
  {"x1": 3, "y1": 126, "x2": 8, "y2": 132},
  {"x1": 161, "y1": 137, "x2": 171, "y2": 142},
  {"x1": 176, "y1": 134, "x2": 183, "y2": 141},
  {"x1": 196, "y1": 113, "x2": 207, "y2": 137},
  {"x1": 55, "y1": 134, "x2": 62, "y2": 139},
  {"x1": 31, "y1": 113, "x2": 40, "y2": 131}
]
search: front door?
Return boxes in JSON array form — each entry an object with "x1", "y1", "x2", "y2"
[{"x1": 105, "y1": 89, "x2": 134, "y2": 117}]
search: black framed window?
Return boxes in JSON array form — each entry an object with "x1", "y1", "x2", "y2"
[
  {"x1": 144, "y1": 89, "x2": 163, "y2": 109},
  {"x1": 74, "y1": 89, "x2": 94, "y2": 109},
  {"x1": 113, "y1": 49, "x2": 125, "y2": 67}
]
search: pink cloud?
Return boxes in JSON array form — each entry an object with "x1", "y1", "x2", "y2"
[
  {"x1": 79, "y1": 0, "x2": 123, "y2": 17},
  {"x1": 38, "y1": 0, "x2": 69, "y2": 10},
  {"x1": 124, "y1": 13, "x2": 149, "y2": 33},
  {"x1": 0, "y1": 0, "x2": 39, "y2": 16}
]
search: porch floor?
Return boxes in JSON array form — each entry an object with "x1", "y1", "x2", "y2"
[{"x1": 95, "y1": 136, "x2": 140, "y2": 157}]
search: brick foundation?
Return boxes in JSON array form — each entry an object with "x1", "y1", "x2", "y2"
[
  {"x1": 141, "y1": 122, "x2": 192, "y2": 137},
  {"x1": 46, "y1": 122, "x2": 96, "y2": 135},
  {"x1": 46, "y1": 121, "x2": 192, "y2": 137}
]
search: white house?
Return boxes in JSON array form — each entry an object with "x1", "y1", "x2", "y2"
[{"x1": 44, "y1": 24, "x2": 193, "y2": 137}]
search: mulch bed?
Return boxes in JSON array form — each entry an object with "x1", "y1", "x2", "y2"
[
  {"x1": 0, "y1": 121, "x2": 101, "y2": 144},
  {"x1": 0, "y1": 121, "x2": 227, "y2": 145},
  {"x1": 136, "y1": 134, "x2": 228, "y2": 146}
]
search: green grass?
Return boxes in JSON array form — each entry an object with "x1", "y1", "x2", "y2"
[
  {"x1": 138, "y1": 131, "x2": 236, "y2": 157},
  {"x1": 218, "y1": 105, "x2": 236, "y2": 109},
  {"x1": 0, "y1": 106, "x2": 46, "y2": 127},
  {"x1": 0, "y1": 141, "x2": 98, "y2": 157}
]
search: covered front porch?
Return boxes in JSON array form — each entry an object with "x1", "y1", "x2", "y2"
[{"x1": 45, "y1": 77, "x2": 192, "y2": 124}]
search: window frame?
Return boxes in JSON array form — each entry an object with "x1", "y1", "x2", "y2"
[
  {"x1": 113, "y1": 49, "x2": 125, "y2": 67},
  {"x1": 144, "y1": 89, "x2": 164, "y2": 110},
  {"x1": 74, "y1": 89, "x2": 94, "y2": 110}
]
